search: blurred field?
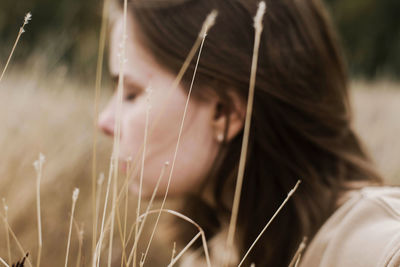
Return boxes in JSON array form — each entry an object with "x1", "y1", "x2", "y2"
[
  {"x1": 351, "y1": 80, "x2": 400, "y2": 183},
  {"x1": 0, "y1": 66, "x2": 399, "y2": 266},
  {"x1": 0, "y1": 66, "x2": 170, "y2": 266}
]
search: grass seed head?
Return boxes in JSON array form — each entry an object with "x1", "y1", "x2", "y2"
[{"x1": 72, "y1": 188, "x2": 80, "y2": 202}]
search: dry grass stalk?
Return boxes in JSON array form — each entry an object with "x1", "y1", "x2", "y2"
[
  {"x1": 121, "y1": 158, "x2": 132, "y2": 266},
  {"x1": 134, "y1": 209, "x2": 211, "y2": 267},
  {"x1": 0, "y1": 213, "x2": 32, "y2": 267},
  {"x1": 133, "y1": 86, "x2": 152, "y2": 266},
  {"x1": 107, "y1": 161, "x2": 118, "y2": 267},
  {"x1": 33, "y1": 153, "x2": 45, "y2": 267},
  {"x1": 65, "y1": 188, "x2": 80, "y2": 267},
  {"x1": 237, "y1": 180, "x2": 301, "y2": 267},
  {"x1": 106, "y1": 0, "x2": 128, "y2": 265},
  {"x1": 168, "y1": 232, "x2": 202, "y2": 267},
  {"x1": 95, "y1": 173, "x2": 105, "y2": 249},
  {"x1": 2, "y1": 198, "x2": 11, "y2": 264},
  {"x1": 76, "y1": 227, "x2": 84, "y2": 267},
  {"x1": 0, "y1": 12, "x2": 32, "y2": 83},
  {"x1": 288, "y1": 236, "x2": 308, "y2": 267},
  {"x1": 73, "y1": 221, "x2": 84, "y2": 267},
  {"x1": 92, "y1": 0, "x2": 111, "y2": 256},
  {"x1": 170, "y1": 242, "x2": 177, "y2": 264},
  {"x1": 95, "y1": 161, "x2": 114, "y2": 266},
  {"x1": 127, "y1": 162, "x2": 169, "y2": 266},
  {"x1": 225, "y1": 2, "x2": 266, "y2": 264},
  {"x1": 0, "y1": 257, "x2": 9, "y2": 267}
]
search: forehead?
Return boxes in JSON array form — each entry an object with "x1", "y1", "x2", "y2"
[{"x1": 109, "y1": 15, "x2": 155, "y2": 84}]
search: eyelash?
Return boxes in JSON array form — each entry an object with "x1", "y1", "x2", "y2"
[
  {"x1": 125, "y1": 92, "x2": 137, "y2": 101},
  {"x1": 112, "y1": 79, "x2": 141, "y2": 102}
]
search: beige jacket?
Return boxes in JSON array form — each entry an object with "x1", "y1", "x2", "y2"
[
  {"x1": 300, "y1": 186, "x2": 400, "y2": 267},
  {"x1": 180, "y1": 187, "x2": 400, "y2": 267}
]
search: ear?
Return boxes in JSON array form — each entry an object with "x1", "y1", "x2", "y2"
[{"x1": 211, "y1": 91, "x2": 246, "y2": 143}]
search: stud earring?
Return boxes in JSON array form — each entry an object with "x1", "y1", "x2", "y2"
[{"x1": 216, "y1": 132, "x2": 224, "y2": 143}]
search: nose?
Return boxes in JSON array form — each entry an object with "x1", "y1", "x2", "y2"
[{"x1": 98, "y1": 101, "x2": 115, "y2": 137}]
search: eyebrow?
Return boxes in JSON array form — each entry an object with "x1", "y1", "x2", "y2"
[{"x1": 111, "y1": 74, "x2": 143, "y2": 90}]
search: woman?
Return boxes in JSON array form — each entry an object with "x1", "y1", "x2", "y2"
[{"x1": 99, "y1": 0, "x2": 400, "y2": 266}]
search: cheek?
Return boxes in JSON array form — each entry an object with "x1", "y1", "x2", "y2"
[{"x1": 120, "y1": 104, "x2": 148, "y2": 158}]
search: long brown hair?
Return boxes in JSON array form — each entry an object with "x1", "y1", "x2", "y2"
[{"x1": 119, "y1": 0, "x2": 382, "y2": 265}]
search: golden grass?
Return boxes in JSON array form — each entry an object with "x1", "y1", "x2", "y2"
[{"x1": 226, "y1": 4, "x2": 266, "y2": 262}]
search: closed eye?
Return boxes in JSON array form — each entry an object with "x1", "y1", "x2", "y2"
[{"x1": 110, "y1": 75, "x2": 143, "y2": 101}]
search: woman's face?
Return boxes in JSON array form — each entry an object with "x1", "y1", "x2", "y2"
[{"x1": 98, "y1": 16, "x2": 220, "y2": 197}]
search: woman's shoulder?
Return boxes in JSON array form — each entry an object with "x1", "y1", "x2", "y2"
[{"x1": 300, "y1": 186, "x2": 400, "y2": 267}]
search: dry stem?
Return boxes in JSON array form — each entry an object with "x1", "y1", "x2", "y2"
[
  {"x1": 126, "y1": 162, "x2": 169, "y2": 266},
  {"x1": 95, "y1": 161, "x2": 114, "y2": 266},
  {"x1": 2, "y1": 199, "x2": 11, "y2": 264},
  {"x1": 288, "y1": 236, "x2": 308, "y2": 267},
  {"x1": 106, "y1": 0, "x2": 128, "y2": 265},
  {"x1": 134, "y1": 209, "x2": 211, "y2": 267},
  {"x1": 92, "y1": 0, "x2": 111, "y2": 257},
  {"x1": 225, "y1": 2, "x2": 266, "y2": 264},
  {"x1": 168, "y1": 232, "x2": 202, "y2": 267},
  {"x1": 0, "y1": 257, "x2": 9, "y2": 267},
  {"x1": 0, "y1": 12, "x2": 32, "y2": 83},
  {"x1": 238, "y1": 180, "x2": 301, "y2": 267},
  {"x1": 33, "y1": 153, "x2": 45, "y2": 267},
  {"x1": 0, "y1": 213, "x2": 32, "y2": 267},
  {"x1": 65, "y1": 188, "x2": 80, "y2": 267},
  {"x1": 133, "y1": 87, "x2": 152, "y2": 266}
]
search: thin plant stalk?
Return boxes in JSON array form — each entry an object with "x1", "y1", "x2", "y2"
[
  {"x1": 33, "y1": 153, "x2": 45, "y2": 267},
  {"x1": 170, "y1": 242, "x2": 177, "y2": 264},
  {"x1": 131, "y1": 209, "x2": 211, "y2": 267},
  {"x1": 0, "y1": 257, "x2": 9, "y2": 267},
  {"x1": 288, "y1": 236, "x2": 307, "y2": 267},
  {"x1": 120, "y1": 158, "x2": 131, "y2": 267},
  {"x1": 76, "y1": 224, "x2": 84, "y2": 267},
  {"x1": 95, "y1": 173, "x2": 105, "y2": 247},
  {"x1": 168, "y1": 232, "x2": 202, "y2": 267},
  {"x1": 65, "y1": 188, "x2": 80, "y2": 267},
  {"x1": 107, "y1": 162, "x2": 118, "y2": 267},
  {"x1": 0, "y1": 213, "x2": 33, "y2": 267},
  {"x1": 115, "y1": 195, "x2": 125, "y2": 247},
  {"x1": 95, "y1": 161, "x2": 114, "y2": 266},
  {"x1": 92, "y1": 0, "x2": 111, "y2": 256},
  {"x1": 237, "y1": 180, "x2": 301, "y2": 267},
  {"x1": 133, "y1": 87, "x2": 152, "y2": 267},
  {"x1": 294, "y1": 255, "x2": 301, "y2": 267},
  {"x1": 126, "y1": 162, "x2": 169, "y2": 266},
  {"x1": 2, "y1": 199, "x2": 11, "y2": 264},
  {"x1": 0, "y1": 12, "x2": 31, "y2": 83},
  {"x1": 225, "y1": 3, "x2": 266, "y2": 264},
  {"x1": 106, "y1": 0, "x2": 128, "y2": 265}
]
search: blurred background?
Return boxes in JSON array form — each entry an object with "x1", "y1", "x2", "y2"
[
  {"x1": 1, "y1": 0, "x2": 400, "y2": 79},
  {"x1": 0, "y1": 0, "x2": 399, "y2": 266}
]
